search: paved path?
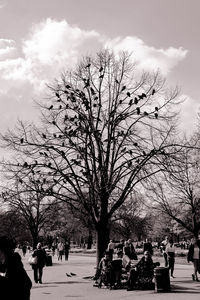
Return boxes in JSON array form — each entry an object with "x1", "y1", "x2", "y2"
[{"x1": 21, "y1": 253, "x2": 200, "y2": 300}]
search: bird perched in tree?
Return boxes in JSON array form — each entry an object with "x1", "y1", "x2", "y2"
[
  {"x1": 20, "y1": 138, "x2": 24, "y2": 144},
  {"x1": 99, "y1": 66, "x2": 103, "y2": 72},
  {"x1": 152, "y1": 89, "x2": 156, "y2": 95},
  {"x1": 136, "y1": 107, "x2": 140, "y2": 115}
]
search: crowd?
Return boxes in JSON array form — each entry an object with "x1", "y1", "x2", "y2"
[
  {"x1": 0, "y1": 235, "x2": 200, "y2": 298},
  {"x1": 94, "y1": 236, "x2": 200, "y2": 290}
]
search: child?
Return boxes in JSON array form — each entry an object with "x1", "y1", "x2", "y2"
[{"x1": 166, "y1": 240, "x2": 175, "y2": 277}]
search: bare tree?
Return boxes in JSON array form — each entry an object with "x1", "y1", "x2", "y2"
[
  {"x1": 146, "y1": 145, "x2": 200, "y2": 238},
  {"x1": 1, "y1": 51, "x2": 183, "y2": 263},
  {"x1": 1, "y1": 170, "x2": 57, "y2": 248}
]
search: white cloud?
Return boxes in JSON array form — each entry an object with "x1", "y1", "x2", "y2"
[
  {"x1": 0, "y1": 39, "x2": 16, "y2": 60},
  {"x1": 105, "y1": 36, "x2": 187, "y2": 75},
  {"x1": 0, "y1": 19, "x2": 188, "y2": 96}
]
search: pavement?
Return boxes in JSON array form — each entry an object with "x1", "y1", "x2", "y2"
[{"x1": 21, "y1": 252, "x2": 200, "y2": 300}]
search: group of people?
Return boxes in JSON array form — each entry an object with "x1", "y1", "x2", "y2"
[{"x1": 96, "y1": 238, "x2": 159, "y2": 290}]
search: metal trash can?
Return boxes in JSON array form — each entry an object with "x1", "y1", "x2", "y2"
[
  {"x1": 46, "y1": 255, "x2": 52, "y2": 266},
  {"x1": 154, "y1": 267, "x2": 170, "y2": 292}
]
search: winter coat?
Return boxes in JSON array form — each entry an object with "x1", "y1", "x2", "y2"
[
  {"x1": 32, "y1": 248, "x2": 47, "y2": 268},
  {"x1": 0, "y1": 252, "x2": 32, "y2": 300}
]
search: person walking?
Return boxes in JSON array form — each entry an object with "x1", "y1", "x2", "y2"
[
  {"x1": 32, "y1": 242, "x2": 47, "y2": 284},
  {"x1": 57, "y1": 241, "x2": 65, "y2": 261},
  {"x1": 187, "y1": 237, "x2": 200, "y2": 281},
  {"x1": 166, "y1": 239, "x2": 175, "y2": 277},
  {"x1": 22, "y1": 244, "x2": 27, "y2": 257},
  {"x1": 0, "y1": 236, "x2": 32, "y2": 300},
  {"x1": 64, "y1": 240, "x2": 70, "y2": 261}
]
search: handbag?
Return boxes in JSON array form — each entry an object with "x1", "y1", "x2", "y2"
[{"x1": 28, "y1": 255, "x2": 38, "y2": 265}]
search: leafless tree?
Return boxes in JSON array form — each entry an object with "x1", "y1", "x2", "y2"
[
  {"x1": 145, "y1": 145, "x2": 200, "y2": 238},
  {"x1": 1, "y1": 51, "x2": 183, "y2": 263}
]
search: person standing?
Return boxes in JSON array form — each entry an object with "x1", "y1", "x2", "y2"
[
  {"x1": 32, "y1": 242, "x2": 47, "y2": 284},
  {"x1": 166, "y1": 239, "x2": 175, "y2": 277},
  {"x1": 161, "y1": 236, "x2": 169, "y2": 267},
  {"x1": 127, "y1": 239, "x2": 137, "y2": 260},
  {"x1": 57, "y1": 241, "x2": 65, "y2": 261},
  {"x1": 64, "y1": 240, "x2": 70, "y2": 261},
  {"x1": 107, "y1": 240, "x2": 115, "y2": 260},
  {"x1": 0, "y1": 236, "x2": 32, "y2": 299},
  {"x1": 22, "y1": 244, "x2": 27, "y2": 257},
  {"x1": 143, "y1": 238, "x2": 153, "y2": 256},
  {"x1": 187, "y1": 237, "x2": 200, "y2": 281}
]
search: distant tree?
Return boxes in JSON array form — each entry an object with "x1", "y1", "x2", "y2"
[
  {"x1": 1, "y1": 171, "x2": 57, "y2": 248},
  {"x1": 1, "y1": 51, "x2": 183, "y2": 264},
  {"x1": 146, "y1": 146, "x2": 200, "y2": 238},
  {"x1": 0, "y1": 209, "x2": 31, "y2": 243}
]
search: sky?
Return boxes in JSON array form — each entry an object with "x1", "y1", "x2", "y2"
[{"x1": 0, "y1": 0, "x2": 199, "y2": 136}]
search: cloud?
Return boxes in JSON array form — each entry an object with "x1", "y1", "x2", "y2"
[
  {"x1": 0, "y1": 39, "x2": 16, "y2": 60},
  {"x1": 0, "y1": 19, "x2": 102, "y2": 91},
  {"x1": 105, "y1": 36, "x2": 188, "y2": 75},
  {"x1": 0, "y1": 18, "x2": 188, "y2": 92}
]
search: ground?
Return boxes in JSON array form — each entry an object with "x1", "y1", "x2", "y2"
[{"x1": 21, "y1": 252, "x2": 200, "y2": 300}]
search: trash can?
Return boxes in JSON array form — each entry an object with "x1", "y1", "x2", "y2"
[
  {"x1": 46, "y1": 255, "x2": 52, "y2": 266},
  {"x1": 154, "y1": 267, "x2": 170, "y2": 292}
]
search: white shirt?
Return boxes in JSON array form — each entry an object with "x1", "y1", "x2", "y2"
[{"x1": 193, "y1": 246, "x2": 199, "y2": 259}]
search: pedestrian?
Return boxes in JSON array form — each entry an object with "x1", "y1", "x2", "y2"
[
  {"x1": 143, "y1": 238, "x2": 153, "y2": 256},
  {"x1": 22, "y1": 244, "x2": 27, "y2": 257},
  {"x1": 116, "y1": 239, "x2": 124, "y2": 253},
  {"x1": 187, "y1": 237, "x2": 200, "y2": 281},
  {"x1": 126, "y1": 239, "x2": 138, "y2": 260},
  {"x1": 31, "y1": 242, "x2": 47, "y2": 284},
  {"x1": 0, "y1": 236, "x2": 32, "y2": 300},
  {"x1": 64, "y1": 240, "x2": 70, "y2": 261},
  {"x1": 166, "y1": 239, "x2": 175, "y2": 277},
  {"x1": 57, "y1": 241, "x2": 65, "y2": 261},
  {"x1": 107, "y1": 240, "x2": 115, "y2": 260},
  {"x1": 161, "y1": 236, "x2": 169, "y2": 267}
]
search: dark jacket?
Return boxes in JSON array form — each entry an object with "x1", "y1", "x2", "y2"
[
  {"x1": 143, "y1": 242, "x2": 153, "y2": 256},
  {"x1": 0, "y1": 252, "x2": 32, "y2": 300},
  {"x1": 32, "y1": 248, "x2": 47, "y2": 268},
  {"x1": 187, "y1": 243, "x2": 200, "y2": 262}
]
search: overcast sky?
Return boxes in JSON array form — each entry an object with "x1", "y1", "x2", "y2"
[{"x1": 0, "y1": 0, "x2": 199, "y2": 134}]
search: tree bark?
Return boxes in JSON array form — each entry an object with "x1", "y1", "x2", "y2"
[{"x1": 96, "y1": 219, "x2": 110, "y2": 267}]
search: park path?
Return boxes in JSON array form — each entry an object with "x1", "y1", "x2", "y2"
[{"x1": 21, "y1": 252, "x2": 200, "y2": 300}]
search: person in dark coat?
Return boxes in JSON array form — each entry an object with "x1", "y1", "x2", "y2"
[
  {"x1": 32, "y1": 242, "x2": 47, "y2": 284},
  {"x1": 64, "y1": 241, "x2": 70, "y2": 261},
  {"x1": 0, "y1": 236, "x2": 32, "y2": 300},
  {"x1": 125, "y1": 239, "x2": 138, "y2": 260},
  {"x1": 187, "y1": 237, "x2": 200, "y2": 281},
  {"x1": 143, "y1": 238, "x2": 153, "y2": 256}
]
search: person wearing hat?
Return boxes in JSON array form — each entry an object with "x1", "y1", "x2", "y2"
[{"x1": 0, "y1": 236, "x2": 32, "y2": 300}]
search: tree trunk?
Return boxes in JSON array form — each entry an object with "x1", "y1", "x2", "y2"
[
  {"x1": 87, "y1": 230, "x2": 93, "y2": 249},
  {"x1": 96, "y1": 219, "x2": 110, "y2": 267}
]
